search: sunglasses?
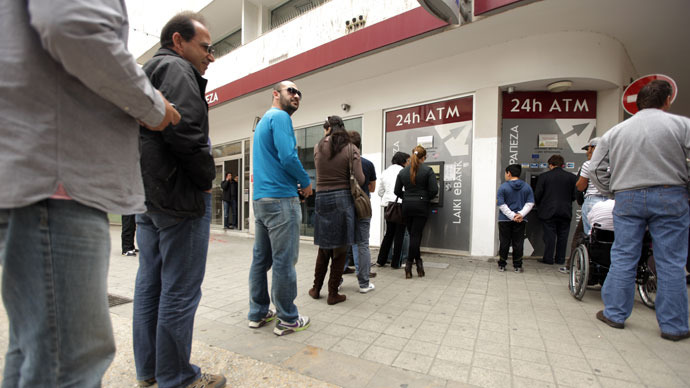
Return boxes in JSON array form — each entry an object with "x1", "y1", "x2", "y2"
[
  {"x1": 282, "y1": 87, "x2": 303, "y2": 99},
  {"x1": 199, "y1": 42, "x2": 216, "y2": 55}
]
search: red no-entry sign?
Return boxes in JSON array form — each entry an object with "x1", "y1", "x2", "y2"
[{"x1": 622, "y1": 74, "x2": 677, "y2": 115}]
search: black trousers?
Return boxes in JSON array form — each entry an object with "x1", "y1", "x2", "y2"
[
  {"x1": 542, "y1": 216, "x2": 571, "y2": 264},
  {"x1": 405, "y1": 216, "x2": 428, "y2": 264},
  {"x1": 377, "y1": 219, "x2": 405, "y2": 267},
  {"x1": 498, "y1": 221, "x2": 526, "y2": 268},
  {"x1": 121, "y1": 214, "x2": 136, "y2": 253}
]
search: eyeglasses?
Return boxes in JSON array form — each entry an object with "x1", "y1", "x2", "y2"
[
  {"x1": 281, "y1": 87, "x2": 302, "y2": 99},
  {"x1": 199, "y1": 43, "x2": 216, "y2": 55}
]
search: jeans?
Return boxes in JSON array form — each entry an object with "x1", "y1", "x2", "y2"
[
  {"x1": 582, "y1": 195, "x2": 606, "y2": 235},
  {"x1": 541, "y1": 216, "x2": 571, "y2": 264},
  {"x1": 249, "y1": 197, "x2": 301, "y2": 323},
  {"x1": 348, "y1": 217, "x2": 371, "y2": 288},
  {"x1": 602, "y1": 186, "x2": 689, "y2": 335},
  {"x1": 0, "y1": 200, "x2": 114, "y2": 387},
  {"x1": 223, "y1": 200, "x2": 230, "y2": 228},
  {"x1": 388, "y1": 229, "x2": 410, "y2": 266},
  {"x1": 230, "y1": 198, "x2": 238, "y2": 227},
  {"x1": 133, "y1": 193, "x2": 211, "y2": 388},
  {"x1": 498, "y1": 221, "x2": 526, "y2": 268}
]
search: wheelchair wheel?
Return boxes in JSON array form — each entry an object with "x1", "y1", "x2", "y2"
[
  {"x1": 569, "y1": 244, "x2": 590, "y2": 300},
  {"x1": 638, "y1": 271, "x2": 656, "y2": 309}
]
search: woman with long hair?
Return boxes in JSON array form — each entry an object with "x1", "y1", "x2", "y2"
[
  {"x1": 309, "y1": 116, "x2": 365, "y2": 304},
  {"x1": 376, "y1": 151, "x2": 410, "y2": 268},
  {"x1": 394, "y1": 145, "x2": 438, "y2": 279}
]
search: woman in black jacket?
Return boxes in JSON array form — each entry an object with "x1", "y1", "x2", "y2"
[{"x1": 394, "y1": 146, "x2": 438, "y2": 279}]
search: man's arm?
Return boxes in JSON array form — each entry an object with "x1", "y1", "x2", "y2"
[
  {"x1": 27, "y1": 0, "x2": 170, "y2": 128},
  {"x1": 272, "y1": 114, "x2": 311, "y2": 189},
  {"x1": 589, "y1": 136, "x2": 612, "y2": 196},
  {"x1": 368, "y1": 180, "x2": 376, "y2": 193}
]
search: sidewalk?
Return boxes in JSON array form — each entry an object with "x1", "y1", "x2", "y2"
[{"x1": 3, "y1": 226, "x2": 690, "y2": 387}]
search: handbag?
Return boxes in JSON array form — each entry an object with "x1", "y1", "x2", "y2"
[
  {"x1": 348, "y1": 145, "x2": 372, "y2": 219},
  {"x1": 384, "y1": 197, "x2": 403, "y2": 224}
]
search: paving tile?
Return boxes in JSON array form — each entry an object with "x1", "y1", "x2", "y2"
[
  {"x1": 635, "y1": 368, "x2": 688, "y2": 388},
  {"x1": 320, "y1": 322, "x2": 354, "y2": 337},
  {"x1": 596, "y1": 376, "x2": 646, "y2": 388},
  {"x1": 510, "y1": 345, "x2": 549, "y2": 364},
  {"x1": 303, "y1": 332, "x2": 341, "y2": 350},
  {"x1": 428, "y1": 359, "x2": 470, "y2": 383},
  {"x1": 360, "y1": 345, "x2": 399, "y2": 365},
  {"x1": 468, "y1": 366, "x2": 511, "y2": 388},
  {"x1": 403, "y1": 339, "x2": 439, "y2": 357},
  {"x1": 474, "y1": 338, "x2": 510, "y2": 357},
  {"x1": 330, "y1": 338, "x2": 369, "y2": 358},
  {"x1": 357, "y1": 318, "x2": 390, "y2": 333},
  {"x1": 472, "y1": 352, "x2": 509, "y2": 372},
  {"x1": 553, "y1": 367, "x2": 601, "y2": 388},
  {"x1": 281, "y1": 346, "x2": 380, "y2": 388},
  {"x1": 392, "y1": 351, "x2": 434, "y2": 374},
  {"x1": 512, "y1": 375, "x2": 558, "y2": 388},
  {"x1": 436, "y1": 345, "x2": 473, "y2": 365},
  {"x1": 366, "y1": 365, "x2": 448, "y2": 388},
  {"x1": 548, "y1": 353, "x2": 592, "y2": 373},
  {"x1": 511, "y1": 358, "x2": 555, "y2": 383},
  {"x1": 373, "y1": 334, "x2": 408, "y2": 350}
]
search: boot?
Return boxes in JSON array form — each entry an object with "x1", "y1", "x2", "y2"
[
  {"x1": 405, "y1": 259, "x2": 413, "y2": 279},
  {"x1": 309, "y1": 248, "x2": 330, "y2": 299},
  {"x1": 327, "y1": 246, "x2": 348, "y2": 305},
  {"x1": 416, "y1": 257, "x2": 425, "y2": 277}
]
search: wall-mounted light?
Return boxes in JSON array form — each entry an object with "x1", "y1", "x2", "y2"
[
  {"x1": 547, "y1": 80, "x2": 573, "y2": 93},
  {"x1": 341, "y1": 103, "x2": 350, "y2": 112},
  {"x1": 507, "y1": 86, "x2": 515, "y2": 94}
]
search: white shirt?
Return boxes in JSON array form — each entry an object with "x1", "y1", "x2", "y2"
[
  {"x1": 378, "y1": 164, "x2": 403, "y2": 206},
  {"x1": 580, "y1": 160, "x2": 603, "y2": 198},
  {"x1": 588, "y1": 199, "x2": 615, "y2": 232}
]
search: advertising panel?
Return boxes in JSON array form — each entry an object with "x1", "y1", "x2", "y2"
[
  {"x1": 384, "y1": 95, "x2": 473, "y2": 252},
  {"x1": 500, "y1": 91, "x2": 596, "y2": 256}
]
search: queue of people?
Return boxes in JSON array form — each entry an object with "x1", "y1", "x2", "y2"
[{"x1": 2, "y1": 2, "x2": 689, "y2": 386}]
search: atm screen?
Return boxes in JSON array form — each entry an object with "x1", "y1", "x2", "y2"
[{"x1": 425, "y1": 161, "x2": 444, "y2": 206}]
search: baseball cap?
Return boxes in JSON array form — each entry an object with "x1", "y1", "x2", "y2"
[{"x1": 581, "y1": 137, "x2": 600, "y2": 150}]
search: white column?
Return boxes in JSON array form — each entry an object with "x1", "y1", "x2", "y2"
[{"x1": 470, "y1": 87, "x2": 501, "y2": 257}]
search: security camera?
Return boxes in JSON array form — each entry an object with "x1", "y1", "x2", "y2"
[{"x1": 341, "y1": 104, "x2": 350, "y2": 112}]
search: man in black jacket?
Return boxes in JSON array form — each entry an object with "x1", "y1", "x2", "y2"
[
  {"x1": 221, "y1": 173, "x2": 233, "y2": 229},
  {"x1": 133, "y1": 12, "x2": 225, "y2": 388},
  {"x1": 535, "y1": 154, "x2": 577, "y2": 265}
]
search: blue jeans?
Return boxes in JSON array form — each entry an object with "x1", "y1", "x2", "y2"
[
  {"x1": 0, "y1": 200, "x2": 114, "y2": 387},
  {"x1": 582, "y1": 195, "x2": 606, "y2": 235},
  {"x1": 348, "y1": 217, "x2": 372, "y2": 288},
  {"x1": 602, "y1": 186, "x2": 689, "y2": 335},
  {"x1": 387, "y1": 228, "x2": 409, "y2": 265},
  {"x1": 223, "y1": 200, "x2": 230, "y2": 228},
  {"x1": 230, "y1": 199, "x2": 238, "y2": 227},
  {"x1": 133, "y1": 193, "x2": 211, "y2": 388},
  {"x1": 249, "y1": 197, "x2": 301, "y2": 323}
]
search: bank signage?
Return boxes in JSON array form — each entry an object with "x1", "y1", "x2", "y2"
[
  {"x1": 384, "y1": 95, "x2": 474, "y2": 252},
  {"x1": 500, "y1": 91, "x2": 596, "y2": 256}
]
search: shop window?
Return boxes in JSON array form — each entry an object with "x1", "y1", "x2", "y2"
[
  {"x1": 271, "y1": 0, "x2": 330, "y2": 29},
  {"x1": 213, "y1": 29, "x2": 241, "y2": 60}
]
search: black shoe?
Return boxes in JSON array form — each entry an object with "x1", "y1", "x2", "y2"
[
  {"x1": 661, "y1": 332, "x2": 690, "y2": 341},
  {"x1": 537, "y1": 259, "x2": 554, "y2": 265},
  {"x1": 343, "y1": 267, "x2": 355, "y2": 274},
  {"x1": 596, "y1": 310, "x2": 624, "y2": 329},
  {"x1": 369, "y1": 272, "x2": 377, "y2": 278}
]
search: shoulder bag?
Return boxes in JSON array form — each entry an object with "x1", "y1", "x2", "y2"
[
  {"x1": 348, "y1": 145, "x2": 372, "y2": 219},
  {"x1": 384, "y1": 197, "x2": 403, "y2": 224}
]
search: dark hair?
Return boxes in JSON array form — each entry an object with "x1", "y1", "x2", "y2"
[
  {"x1": 323, "y1": 116, "x2": 349, "y2": 159},
  {"x1": 410, "y1": 145, "x2": 427, "y2": 185},
  {"x1": 348, "y1": 131, "x2": 361, "y2": 151},
  {"x1": 636, "y1": 80, "x2": 672, "y2": 110},
  {"x1": 391, "y1": 152, "x2": 409, "y2": 167},
  {"x1": 547, "y1": 154, "x2": 564, "y2": 167},
  {"x1": 160, "y1": 12, "x2": 206, "y2": 48},
  {"x1": 505, "y1": 164, "x2": 521, "y2": 177}
]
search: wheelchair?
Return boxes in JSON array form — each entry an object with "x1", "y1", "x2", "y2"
[{"x1": 568, "y1": 226, "x2": 657, "y2": 309}]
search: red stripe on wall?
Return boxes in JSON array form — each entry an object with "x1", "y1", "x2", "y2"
[{"x1": 205, "y1": 7, "x2": 448, "y2": 107}]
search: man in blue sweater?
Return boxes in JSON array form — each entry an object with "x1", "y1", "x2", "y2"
[
  {"x1": 248, "y1": 80, "x2": 313, "y2": 336},
  {"x1": 496, "y1": 164, "x2": 535, "y2": 272}
]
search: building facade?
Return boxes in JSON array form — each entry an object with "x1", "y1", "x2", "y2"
[{"x1": 135, "y1": 0, "x2": 690, "y2": 257}]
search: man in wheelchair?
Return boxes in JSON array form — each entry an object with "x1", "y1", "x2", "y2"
[{"x1": 570, "y1": 200, "x2": 656, "y2": 311}]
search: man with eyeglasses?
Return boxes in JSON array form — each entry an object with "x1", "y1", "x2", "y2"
[
  {"x1": 248, "y1": 81, "x2": 314, "y2": 336},
  {"x1": 133, "y1": 11, "x2": 226, "y2": 388}
]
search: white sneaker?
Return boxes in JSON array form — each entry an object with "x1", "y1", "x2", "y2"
[
  {"x1": 248, "y1": 309, "x2": 276, "y2": 328},
  {"x1": 359, "y1": 283, "x2": 375, "y2": 293}
]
